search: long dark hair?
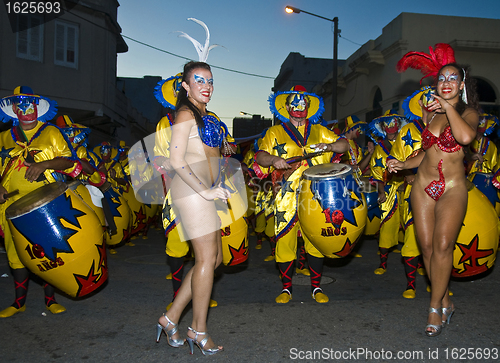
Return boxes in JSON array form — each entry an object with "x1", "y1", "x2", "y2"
[
  {"x1": 175, "y1": 61, "x2": 212, "y2": 128},
  {"x1": 436, "y1": 63, "x2": 479, "y2": 114}
]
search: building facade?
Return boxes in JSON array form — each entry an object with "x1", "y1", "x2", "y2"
[{"x1": 0, "y1": 0, "x2": 155, "y2": 148}]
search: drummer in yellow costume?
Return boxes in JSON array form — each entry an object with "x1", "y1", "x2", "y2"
[
  {"x1": 0, "y1": 86, "x2": 82, "y2": 318},
  {"x1": 341, "y1": 115, "x2": 372, "y2": 176},
  {"x1": 254, "y1": 85, "x2": 348, "y2": 304},
  {"x1": 56, "y1": 115, "x2": 106, "y2": 187},
  {"x1": 97, "y1": 142, "x2": 128, "y2": 192},
  {"x1": 466, "y1": 113, "x2": 498, "y2": 176},
  {"x1": 368, "y1": 113, "x2": 407, "y2": 275}
]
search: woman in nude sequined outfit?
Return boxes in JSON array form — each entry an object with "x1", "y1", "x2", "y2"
[{"x1": 387, "y1": 64, "x2": 480, "y2": 336}]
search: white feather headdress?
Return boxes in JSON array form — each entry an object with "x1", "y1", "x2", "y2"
[{"x1": 176, "y1": 18, "x2": 222, "y2": 62}]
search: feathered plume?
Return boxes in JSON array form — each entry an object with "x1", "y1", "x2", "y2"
[
  {"x1": 396, "y1": 43, "x2": 455, "y2": 83},
  {"x1": 176, "y1": 18, "x2": 222, "y2": 62}
]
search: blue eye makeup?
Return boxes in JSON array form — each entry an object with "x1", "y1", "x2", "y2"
[{"x1": 193, "y1": 74, "x2": 214, "y2": 86}]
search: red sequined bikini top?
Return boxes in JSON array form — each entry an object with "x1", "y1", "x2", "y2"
[{"x1": 421, "y1": 125, "x2": 462, "y2": 153}]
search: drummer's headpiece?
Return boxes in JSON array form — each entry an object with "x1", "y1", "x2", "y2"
[
  {"x1": 343, "y1": 115, "x2": 366, "y2": 137},
  {"x1": 477, "y1": 113, "x2": 499, "y2": 137},
  {"x1": 56, "y1": 115, "x2": 91, "y2": 148},
  {"x1": 367, "y1": 112, "x2": 408, "y2": 141},
  {"x1": 154, "y1": 73, "x2": 183, "y2": 110},
  {"x1": 0, "y1": 86, "x2": 57, "y2": 126},
  {"x1": 268, "y1": 85, "x2": 324, "y2": 123},
  {"x1": 402, "y1": 85, "x2": 436, "y2": 121}
]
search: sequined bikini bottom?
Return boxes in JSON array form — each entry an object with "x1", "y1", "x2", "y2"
[{"x1": 424, "y1": 159, "x2": 445, "y2": 201}]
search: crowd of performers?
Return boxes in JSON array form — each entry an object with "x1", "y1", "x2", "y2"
[
  {"x1": 1, "y1": 38, "x2": 499, "y2": 349},
  {"x1": 0, "y1": 86, "x2": 161, "y2": 318}
]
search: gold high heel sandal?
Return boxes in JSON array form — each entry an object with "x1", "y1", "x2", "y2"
[
  {"x1": 186, "y1": 327, "x2": 223, "y2": 356},
  {"x1": 155, "y1": 313, "x2": 184, "y2": 347}
]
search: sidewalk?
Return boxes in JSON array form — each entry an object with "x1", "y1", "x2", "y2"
[{"x1": 1, "y1": 227, "x2": 499, "y2": 362}]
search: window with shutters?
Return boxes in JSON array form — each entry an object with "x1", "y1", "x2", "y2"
[
  {"x1": 54, "y1": 20, "x2": 79, "y2": 69},
  {"x1": 16, "y1": 14, "x2": 44, "y2": 62}
]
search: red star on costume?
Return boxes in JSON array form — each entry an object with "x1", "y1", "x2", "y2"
[
  {"x1": 14, "y1": 158, "x2": 27, "y2": 172},
  {"x1": 226, "y1": 239, "x2": 248, "y2": 266},
  {"x1": 453, "y1": 234, "x2": 494, "y2": 277}
]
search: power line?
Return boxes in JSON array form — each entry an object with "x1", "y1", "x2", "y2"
[
  {"x1": 122, "y1": 35, "x2": 275, "y2": 79},
  {"x1": 66, "y1": 6, "x2": 275, "y2": 80}
]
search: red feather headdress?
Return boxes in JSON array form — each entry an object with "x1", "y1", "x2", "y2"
[{"x1": 396, "y1": 43, "x2": 456, "y2": 83}]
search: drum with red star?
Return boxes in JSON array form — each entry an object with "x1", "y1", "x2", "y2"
[
  {"x1": 6, "y1": 182, "x2": 107, "y2": 297},
  {"x1": 298, "y1": 163, "x2": 367, "y2": 258},
  {"x1": 121, "y1": 183, "x2": 147, "y2": 237},
  {"x1": 452, "y1": 182, "x2": 499, "y2": 277},
  {"x1": 100, "y1": 182, "x2": 131, "y2": 246},
  {"x1": 218, "y1": 168, "x2": 249, "y2": 266}
]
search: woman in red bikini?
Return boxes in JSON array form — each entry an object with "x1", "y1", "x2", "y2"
[{"x1": 388, "y1": 62, "x2": 480, "y2": 336}]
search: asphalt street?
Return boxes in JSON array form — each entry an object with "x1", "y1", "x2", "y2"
[{"x1": 1, "y1": 227, "x2": 499, "y2": 363}]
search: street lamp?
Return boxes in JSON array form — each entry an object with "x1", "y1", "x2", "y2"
[{"x1": 285, "y1": 5, "x2": 339, "y2": 121}]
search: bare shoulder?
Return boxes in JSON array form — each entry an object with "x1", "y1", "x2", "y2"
[
  {"x1": 174, "y1": 107, "x2": 197, "y2": 125},
  {"x1": 461, "y1": 107, "x2": 479, "y2": 126}
]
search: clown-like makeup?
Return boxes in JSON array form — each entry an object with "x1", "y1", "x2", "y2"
[
  {"x1": 14, "y1": 99, "x2": 38, "y2": 124},
  {"x1": 193, "y1": 74, "x2": 214, "y2": 86},
  {"x1": 438, "y1": 70, "x2": 459, "y2": 84},
  {"x1": 289, "y1": 94, "x2": 307, "y2": 112}
]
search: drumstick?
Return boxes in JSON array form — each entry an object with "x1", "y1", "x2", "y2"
[
  {"x1": 3, "y1": 189, "x2": 19, "y2": 199},
  {"x1": 286, "y1": 151, "x2": 324, "y2": 164}
]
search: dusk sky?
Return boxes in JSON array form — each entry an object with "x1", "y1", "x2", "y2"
[{"x1": 116, "y1": 0, "x2": 500, "y2": 131}]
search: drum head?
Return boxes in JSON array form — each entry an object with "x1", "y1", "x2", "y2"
[
  {"x1": 5, "y1": 182, "x2": 68, "y2": 219},
  {"x1": 302, "y1": 163, "x2": 352, "y2": 181}
]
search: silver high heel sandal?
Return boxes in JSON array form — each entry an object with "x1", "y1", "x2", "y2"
[
  {"x1": 425, "y1": 307, "x2": 443, "y2": 337},
  {"x1": 155, "y1": 313, "x2": 185, "y2": 347},
  {"x1": 186, "y1": 327, "x2": 223, "y2": 356},
  {"x1": 442, "y1": 305, "x2": 455, "y2": 325}
]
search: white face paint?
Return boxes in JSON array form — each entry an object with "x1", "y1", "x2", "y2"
[{"x1": 438, "y1": 70, "x2": 459, "y2": 84}]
